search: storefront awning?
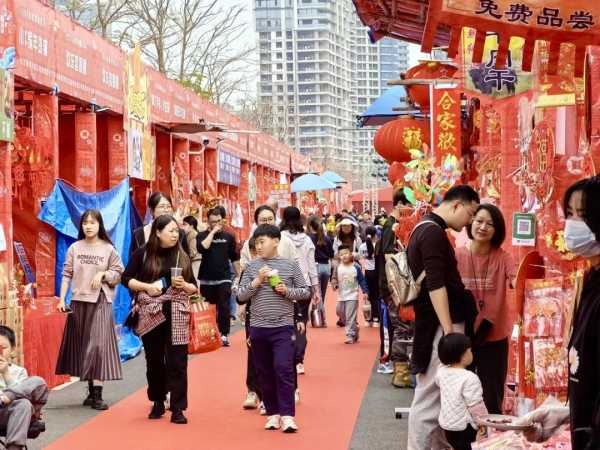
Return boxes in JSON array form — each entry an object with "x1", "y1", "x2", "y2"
[
  {"x1": 357, "y1": 86, "x2": 421, "y2": 127},
  {"x1": 353, "y1": 0, "x2": 600, "y2": 76}
]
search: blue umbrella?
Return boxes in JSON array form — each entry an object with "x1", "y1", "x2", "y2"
[
  {"x1": 356, "y1": 85, "x2": 421, "y2": 127},
  {"x1": 321, "y1": 170, "x2": 346, "y2": 184},
  {"x1": 291, "y1": 173, "x2": 337, "y2": 193}
]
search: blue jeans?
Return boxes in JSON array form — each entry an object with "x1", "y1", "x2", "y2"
[{"x1": 317, "y1": 262, "x2": 330, "y2": 307}]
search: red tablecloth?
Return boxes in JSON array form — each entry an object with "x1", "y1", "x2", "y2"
[{"x1": 23, "y1": 300, "x2": 70, "y2": 388}]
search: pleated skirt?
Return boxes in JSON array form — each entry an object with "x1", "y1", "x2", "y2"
[{"x1": 56, "y1": 291, "x2": 123, "y2": 381}]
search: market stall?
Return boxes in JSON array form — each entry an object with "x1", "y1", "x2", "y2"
[{"x1": 353, "y1": 0, "x2": 600, "y2": 447}]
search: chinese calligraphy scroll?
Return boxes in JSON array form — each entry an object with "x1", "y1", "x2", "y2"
[{"x1": 432, "y1": 88, "x2": 461, "y2": 162}]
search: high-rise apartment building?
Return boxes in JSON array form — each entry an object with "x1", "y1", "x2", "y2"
[{"x1": 254, "y1": 0, "x2": 409, "y2": 184}]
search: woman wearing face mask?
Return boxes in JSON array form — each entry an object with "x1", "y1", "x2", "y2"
[
  {"x1": 455, "y1": 204, "x2": 515, "y2": 414},
  {"x1": 560, "y1": 177, "x2": 600, "y2": 450},
  {"x1": 122, "y1": 215, "x2": 198, "y2": 425}
]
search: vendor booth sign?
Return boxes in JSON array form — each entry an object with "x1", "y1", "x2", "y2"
[
  {"x1": 124, "y1": 45, "x2": 155, "y2": 180},
  {"x1": 0, "y1": 68, "x2": 14, "y2": 142},
  {"x1": 217, "y1": 150, "x2": 241, "y2": 187}
]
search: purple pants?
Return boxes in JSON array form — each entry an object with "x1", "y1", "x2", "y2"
[{"x1": 249, "y1": 325, "x2": 296, "y2": 417}]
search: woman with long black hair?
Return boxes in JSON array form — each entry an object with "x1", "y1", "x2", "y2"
[
  {"x1": 122, "y1": 215, "x2": 198, "y2": 425},
  {"x1": 359, "y1": 226, "x2": 380, "y2": 327},
  {"x1": 56, "y1": 209, "x2": 124, "y2": 411}
]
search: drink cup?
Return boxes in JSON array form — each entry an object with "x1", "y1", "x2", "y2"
[
  {"x1": 268, "y1": 269, "x2": 281, "y2": 288},
  {"x1": 171, "y1": 267, "x2": 183, "y2": 280}
]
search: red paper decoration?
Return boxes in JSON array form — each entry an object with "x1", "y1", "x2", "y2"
[
  {"x1": 373, "y1": 117, "x2": 430, "y2": 163},
  {"x1": 404, "y1": 61, "x2": 458, "y2": 111},
  {"x1": 388, "y1": 162, "x2": 406, "y2": 186}
]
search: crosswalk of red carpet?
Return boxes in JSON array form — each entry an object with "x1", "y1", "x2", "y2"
[{"x1": 45, "y1": 293, "x2": 378, "y2": 450}]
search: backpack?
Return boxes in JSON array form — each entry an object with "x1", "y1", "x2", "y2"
[{"x1": 385, "y1": 220, "x2": 440, "y2": 307}]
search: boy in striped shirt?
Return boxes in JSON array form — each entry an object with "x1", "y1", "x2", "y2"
[{"x1": 238, "y1": 224, "x2": 311, "y2": 433}]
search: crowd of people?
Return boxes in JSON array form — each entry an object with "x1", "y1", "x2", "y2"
[{"x1": 0, "y1": 175, "x2": 598, "y2": 449}]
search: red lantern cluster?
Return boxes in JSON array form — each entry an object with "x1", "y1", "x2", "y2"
[
  {"x1": 373, "y1": 117, "x2": 430, "y2": 164},
  {"x1": 404, "y1": 61, "x2": 457, "y2": 111}
]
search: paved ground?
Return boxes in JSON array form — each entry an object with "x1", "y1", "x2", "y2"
[{"x1": 28, "y1": 321, "x2": 413, "y2": 450}]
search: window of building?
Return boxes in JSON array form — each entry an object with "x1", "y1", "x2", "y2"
[
  {"x1": 276, "y1": 63, "x2": 283, "y2": 70},
  {"x1": 276, "y1": 52, "x2": 282, "y2": 59},
  {"x1": 277, "y1": 74, "x2": 283, "y2": 80}
]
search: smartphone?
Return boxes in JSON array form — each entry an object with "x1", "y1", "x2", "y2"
[
  {"x1": 63, "y1": 305, "x2": 73, "y2": 314},
  {"x1": 158, "y1": 277, "x2": 167, "y2": 289}
]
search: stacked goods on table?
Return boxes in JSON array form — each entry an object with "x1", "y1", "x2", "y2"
[
  {"x1": 473, "y1": 427, "x2": 571, "y2": 450},
  {"x1": 521, "y1": 277, "x2": 574, "y2": 408}
]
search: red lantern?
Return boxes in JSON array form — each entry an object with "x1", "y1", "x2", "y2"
[
  {"x1": 388, "y1": 162, "x2": 406, "y2": 186},
  {"x1": 404, "y1": 61, "x2": 457, "y2": 112},
  {"x1": 374, "y1": 117, "x2": 429, "y2": 163}
]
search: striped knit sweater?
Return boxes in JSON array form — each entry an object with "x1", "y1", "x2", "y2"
[{"x1": 238, "y1": 257, "x2": 311, "y2": 328}]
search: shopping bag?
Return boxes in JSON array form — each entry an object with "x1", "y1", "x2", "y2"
[{"x1": 188, "y1": 300, "x2": 221, "y2": 354}]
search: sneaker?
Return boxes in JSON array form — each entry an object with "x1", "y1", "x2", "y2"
[
  {"x1": 281, "y1": 415, "x2": 299, "y2": 433},
  {"x1": 296, "y1": 363, "x2": 305, "y2": 375},
  {"x1": 336, "y1": 319, "x2": 344, "y2": 327},
  {"x1": 265, "y1": 415, "x2": 281, "y2": 430},
  {"x1": 294, "y1": 389, "x2": 300, "y2": 404},
  {"x1": 259, "y1": 402, "x2": 267, "y2": 415},
  {"x1": 243, "y1": 391, "x2": 259, "y2": 410},
  {"x1": 345, "y1": 337, "x2": 355, "y2": 344},
  {"x1": 373, "y1": 321, "x2": 380, "y2": 328},
  {"x1": 377, "y1": 362, "x2": 394, "y2": 374},
  {"x1": 221, "y1": 336, "x2": 230, "y2": 347}
]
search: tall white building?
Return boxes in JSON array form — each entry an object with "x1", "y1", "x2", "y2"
[{"x1": 254, "y1": 0, "x2": 409, "y2": 184}]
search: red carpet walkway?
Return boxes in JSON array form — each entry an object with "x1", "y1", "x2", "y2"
[{"x1": 45, "y1": 293, "x2": 379, "y2": 450}]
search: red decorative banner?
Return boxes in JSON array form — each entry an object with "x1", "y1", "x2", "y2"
[
  {"x1": 432, "y1": 88, "x2": 461, "y2": 163},
  {"x1": 74, "y1": 112, "x2": 97, "y2": 192},
  {"x1": 172, "y1": 138, "x2": 190, "y2": 205},
  {"x1": 107, "y1": 115, "x2": 127, "y2": 187}
]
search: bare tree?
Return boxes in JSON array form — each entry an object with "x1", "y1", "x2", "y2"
[
  {"x1": 54, "y1": 0, "x2": 132, "y2": 42},
  {"x1": 236, "y1": 96, "x2": 294, "y2": 143}
]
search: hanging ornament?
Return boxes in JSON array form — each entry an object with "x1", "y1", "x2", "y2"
[
  {"x1": 388, "y1": 161, "x2": 407, "y2": 186},
  {"x1": 403, "y1": 61, "x2": 458, "y2": 111},
  {"x1": 374, "y1": 117, "x2": 429, "y2": 163}
]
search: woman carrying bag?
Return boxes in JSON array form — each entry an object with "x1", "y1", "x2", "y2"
[
  {"x1": 122, "y1": 215, "x2": 198, "y2": 425},
  {"x1": 56, "y1": 209, "x2": 124, "y2": 411}
]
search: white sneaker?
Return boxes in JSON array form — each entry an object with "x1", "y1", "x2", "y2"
[
  {"x1": 265, "y1": 414, "x2": 281, "y2": 430},
  {"x1": 296, "y1": 363, "x2": 305, "y2": 375},
  {"x1": 294, "y1": 389, "x2": 300, "y2": 404},
  {"x1": 259, "y1": 401, "x2": 267, "y2": 415},
  {"x1": 377, "y1": 362, "x2": 394, "y2": 374},
  {"x1": 281, "y1": 415, "x2": 299, "y2": 433},
  {"x1": 373, "y1": 320, "x2": 380, "y2": 328},
  {"x1": 243, "y1": 391, "x2": 259, "y2": 409}
]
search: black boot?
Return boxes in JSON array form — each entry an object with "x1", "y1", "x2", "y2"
[
  {"x1": 170, "y1": 410, "x2": 188, "y2": 424},
  {"x1": 83, "y1": 380, "x2": 94, "y2": 406},
  {"x1": 148, "y1": 401, "x2": 165, "y2": 419},
  {"x1": 91, "y1": 386, "x2": 109, "y2": 410}
]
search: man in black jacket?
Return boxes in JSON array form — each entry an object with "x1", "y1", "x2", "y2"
[{"x1": 406, "y1": 185, "x2": 479, "y2": 450}]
